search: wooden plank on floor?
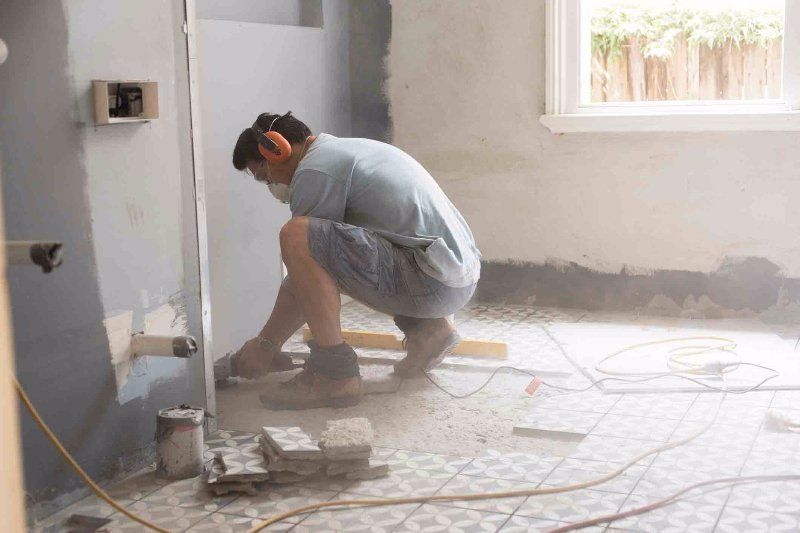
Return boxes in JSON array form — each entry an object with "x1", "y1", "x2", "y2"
[{"x1": 302, "y1": 328, "x2": 507, "y2": 358}]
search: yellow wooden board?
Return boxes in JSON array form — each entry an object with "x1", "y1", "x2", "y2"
[{"x1": 302, "y1": 328, "x2": 507, "y2": 358}]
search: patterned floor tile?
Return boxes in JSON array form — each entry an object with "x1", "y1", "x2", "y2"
[
  {"x1": 372, "y1": 447, "x2": 398, "y2": 461},
  {"x1": 394, "y1": 503, "x2": 510, "y2": 532},
  {"x1": 741, "y1": 446, "x2": 800, "y2": 476},
  {"x1": 461, "y1": 453, "x2": 562, "y2": 484},
  {"x1": 567, "y1": 435, "x2": 659, "y2": 465},
  {"x1": 668, "y1": 420, "x2": 759, "y2": 452},
  {"x1": 436, "y1": 474, "x2": 538, "y2": 515},
  {"x1": 262, "y1": 426, "x2": 323, "y2": 460},
  {"x1": 103, "y1": 501, "x2": 210, "y2": 532},
  {"x1": 291, "y1": 472, "x2": 352, "y2": 492},
  {"x1": 650, "y1": 444, "x2": 750, "y2": 476},
  {"x1": 499, "y1": 515, "x2": 597, "y2": 532},
  {"x1": 291, "y1": 502, "x2": 419, "y2": 532},
  {"x1": 515, "y1": 487, "x2": 627, "y2": 522},
  {"x1": 684, "y1": 397, "x2": 769, "y2": 427},
  {"x1": 715, "y1": 505, "x2": 800, "y2": 532},
  {"x1": 519, "y1": 307, "x2": 580, "y2": 324},
  {"x1": 31, "y1": 496, "x2": 134, "y2": 532},
  {"x1": 607, "y1": 393, "x2": 697, "y2": 420},
  {"x1": 388, "y1": 450, "x2": 471, "y2": 474},
  {"x1": 771, "y1": 390, "x2": 800, "y2": 410},
  {"x1": 543, "y1": 462, "x2": 647, "y2": 495},
  {"x1": 186, "y1": 512, "x2": 294, "y2": 532},
  {"x1": 528, "y1": 391, "x2": 622, "y2": 415},
  {"x1": 632, "y1": 466, "x2": 734, "y2": 506},
  {"x1": 220, "y1": 485, "x2": 338, "y2": 521},
  {"x1": 455, "y1": 304, "x2": 533, "y2": 324},
  {"x1": 339, "y1": 301, "x2": 398, "y2": 333},
  {"x1": 591, "y1": 413, "x2": 679, "y2": 442},
  {"x1": 513, "y1": 407, "x2": 603, "y2": 438},
  {"x1": 727, "y1": 480, "x2": 800, "y2": 513},
  {"x1": 611, "y1": 494, "x2": 723, "y2": 533},
  {"x1": 204, "y1": 430, "x2": 260, "y2": 462},
  {"x1": 144, "y1": 474, "x2": 239, "y2": 512},
  {"x1": 493, "y1": 324, "x2": 575, "y2": 375},
  {"x1": 749, "y1": 429, "x2": 800, "y2": 455},
  {"x1": 343, "y1": 466, "x2": 453, "y2": 498},
  {"x1": 455, "y1": 318, "x2": 516, "y2": 343},
  {"x1": 716, "y1": 390, "x2": 775, "y2": 407}
]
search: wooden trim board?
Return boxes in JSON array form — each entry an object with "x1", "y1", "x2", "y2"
[{"x1": 301, "y1": 328, "x2": 507, "y2": 358}]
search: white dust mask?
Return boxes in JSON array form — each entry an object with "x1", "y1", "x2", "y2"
[{"x1": 267, "y1": 182, "x2": 290, "y2": 204}]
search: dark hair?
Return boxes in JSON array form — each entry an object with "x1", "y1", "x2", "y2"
[{"x1": 232, "y1": 111, "x2": 312, "y2": 171}]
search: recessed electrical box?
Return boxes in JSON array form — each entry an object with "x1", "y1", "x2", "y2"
[{"x1": 92, "y1": 80, "x2": 158, "y2": 125}]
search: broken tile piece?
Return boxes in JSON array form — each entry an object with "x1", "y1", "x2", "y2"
[
  {"x1": 262, "y1": 426, "x2": 324, "y2": 460},
  {"x1": 259, "y1": 437, "x2": 323, "y2": 475},
  {"x1": 326, "y1": 459, "x2": 370, "y2": 477},
  {"x1": 513, "y1": 407, "x2": 603, "y2": 440},
  {"x1": 319, "y1": 418, "x2": 373, "y2": 460},
  {"x1": 344, "y1": 459, "x2": 389, "y2": 480},
  {"x1": 268, "y1": 470, "x2": 310, "y2": 484},
  {"x1": 215, "y1": 442, "x2": 270, "y2": 483}
]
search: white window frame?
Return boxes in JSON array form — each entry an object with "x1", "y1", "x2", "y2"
[{"x1": 541, "y1": 0, "x2": 800, "y2": 133}]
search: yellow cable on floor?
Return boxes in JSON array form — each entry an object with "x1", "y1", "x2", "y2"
[
  {"x1": 14, "y1": 336, "x2": 766, "y2": 533},
  {"x1": 14, "y1": 377, "x2": 168, "y2": 533},
  {"x1": 246, "y1": 381, "x2": 730, "y2": 532}
]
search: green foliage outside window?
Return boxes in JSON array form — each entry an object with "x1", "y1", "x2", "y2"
[{"x1": 591, "y1": 2, "x2": 784, "y2": 60}]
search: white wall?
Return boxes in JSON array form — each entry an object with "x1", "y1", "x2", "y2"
[
  {"x1": 195, "y1": 0, "x2": 322, "y2": 27},
  {"x1": 197, "y1": 2, "x2": 352, "y2": 359},
  {"x1": 388, "y1": 0, "x2": 800, "y2": 278}
]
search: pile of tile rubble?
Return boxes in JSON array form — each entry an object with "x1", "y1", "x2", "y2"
[{"x1": 206, "y1": 417, "x2": 388, "y2": 495}]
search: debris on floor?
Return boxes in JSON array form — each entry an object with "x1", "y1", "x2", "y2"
[
  {"x1": 206, "y1": 418, "x2": 387, "y2": 494},
  {"x1": 319, "y1": 417, "x2": 373, "y2": 460},
  {"x1": 61, "y1": 513, "x2": 112, "y2": 532}
]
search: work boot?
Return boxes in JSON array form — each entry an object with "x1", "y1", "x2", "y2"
[
  {"x1": 393, "y1": 316, "x2": 461, "y2": 377},
  {"x1": 259, "y1": 341, "x2": 363, "y2": 410}
]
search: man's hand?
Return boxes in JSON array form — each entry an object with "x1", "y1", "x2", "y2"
[{"x1": 234, "y1": 337, "x2": 276, "y2": 379}]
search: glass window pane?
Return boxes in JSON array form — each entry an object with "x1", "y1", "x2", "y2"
[{"x1": 583, "y1": 0, "x2": 785, "y2": 103}]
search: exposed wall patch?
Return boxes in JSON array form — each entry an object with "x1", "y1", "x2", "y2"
[
  {"x1": 103, "y1": 310, "x2": 133, "y2": 390},
  {"x1": 144, "y1": 302, "x2": 189, "y2": 336}
]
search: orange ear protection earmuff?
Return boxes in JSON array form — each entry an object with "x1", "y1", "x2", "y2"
[{"x1": 252, "y1": 114, "x2": 292, "y2": 164}]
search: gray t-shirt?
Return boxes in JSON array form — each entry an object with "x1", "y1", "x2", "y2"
[{"x1": 290, "y1": 134, "x2": 481, "y2": 288}]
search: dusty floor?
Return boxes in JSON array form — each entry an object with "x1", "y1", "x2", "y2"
[
  {"x1": 217, "y1": 366, "x2": 582, "y2": 459},
  {"x1": 218, "y1": 300, "x2": 590, "y2": 458},
  {"x1": 35, "y1": 301, "x2": 800, "y2": 532}
]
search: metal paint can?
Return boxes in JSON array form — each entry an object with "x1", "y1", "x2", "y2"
[{"x1": 155, "y1": 405, "x2": 205, "y2": 479}]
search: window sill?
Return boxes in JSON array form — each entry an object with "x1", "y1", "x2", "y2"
[{"x1": 540, "y1": 111, "x2": 800, "y2": 133}]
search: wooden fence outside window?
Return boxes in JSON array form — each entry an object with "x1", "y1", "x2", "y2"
[{"x1": 591, "y1": 34, "x2": 783, "y2": 102}]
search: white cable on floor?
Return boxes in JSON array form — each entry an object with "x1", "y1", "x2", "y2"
[
  {"x1": 551, "y1": 474, "x2": 800, "y2": 532},
  {"x1": 247, "y1": 338, "x2": 763, "y2": 532}
]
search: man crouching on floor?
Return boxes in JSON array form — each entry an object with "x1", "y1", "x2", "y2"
[{"x1": 227, "y1": 111, "x2": 481, "y2": 409}]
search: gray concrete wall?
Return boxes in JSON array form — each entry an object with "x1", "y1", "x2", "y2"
[
  {"x1": 387, "y1": 1, "x2": 800, "y2": 317},
  {"x1": 0, "y1": 0, "x2": 205, "y2": 518},
  {"x1": 349, "y1": 0, "x2": 391, "y2": 141}
]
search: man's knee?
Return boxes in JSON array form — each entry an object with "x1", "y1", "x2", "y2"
[{"x1": 280, "y1": 217, "x2": 310, "y2": 257}]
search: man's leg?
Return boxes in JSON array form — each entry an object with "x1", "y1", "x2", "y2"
[
  {"x1": 278, "y1": 217, "x2": 343, "y2": 347},
  {"x1": 259, "y1": 277, "x2": 306, "y2": 346},
  {"x1": 259, "y1": 217, "x2": 362, "y2": 409}
]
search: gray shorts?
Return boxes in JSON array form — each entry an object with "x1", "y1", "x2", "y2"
[{"x1": 307, "y1": 218, "x2": 476, "y2": 319}]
